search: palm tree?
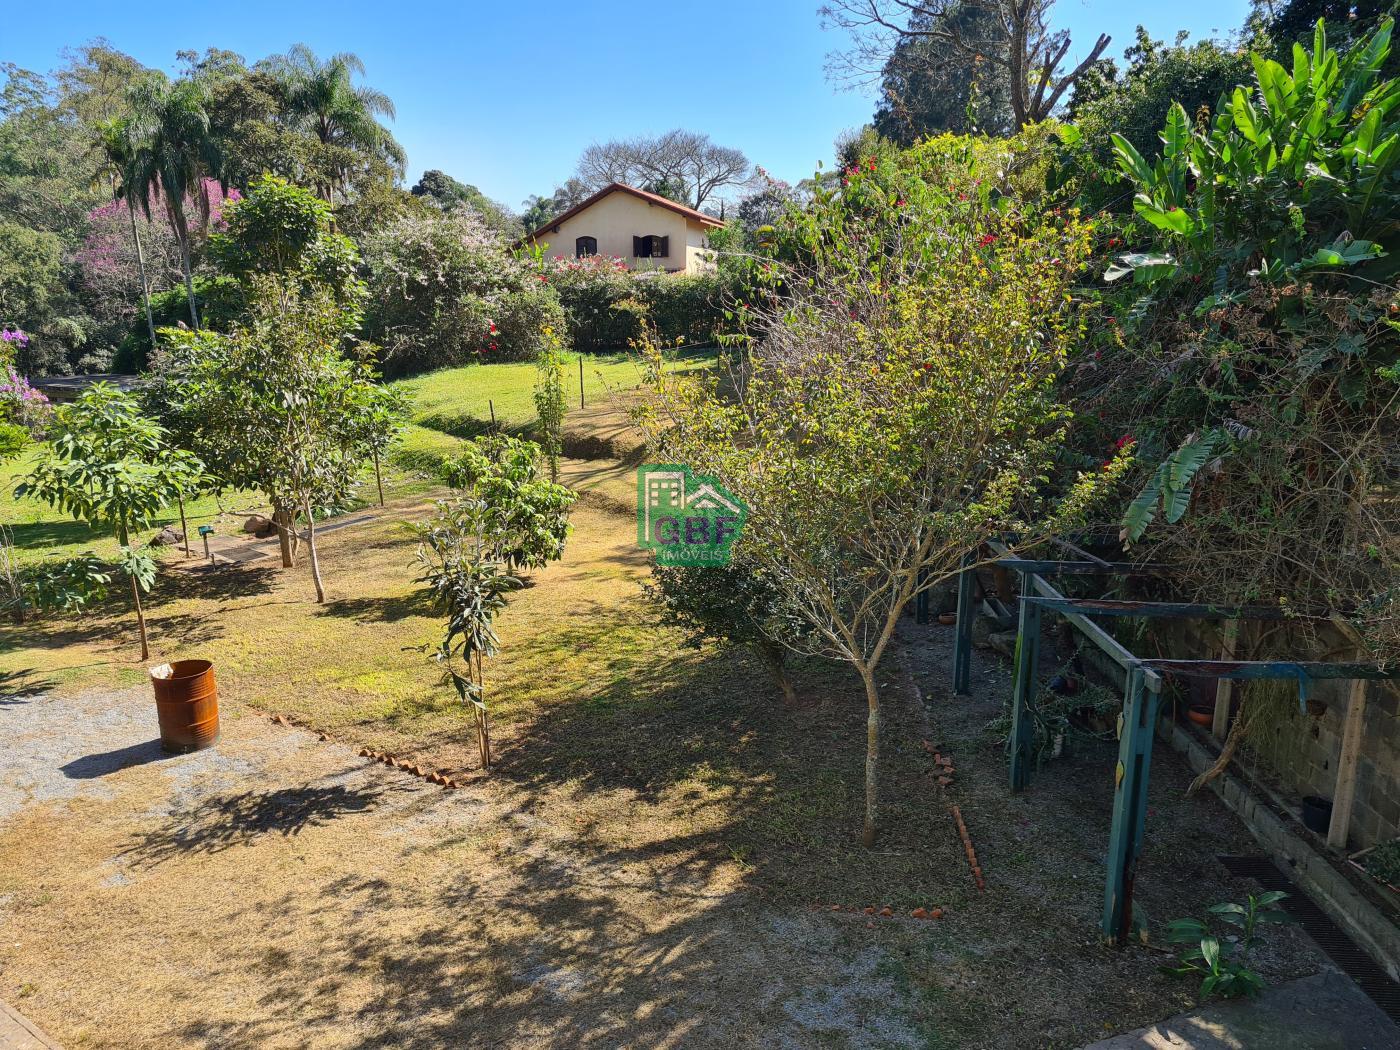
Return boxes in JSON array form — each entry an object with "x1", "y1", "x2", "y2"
[
  {"x1": 93, "y1": 118, "x2": 157, "y2": 346},
  {"x1": 125, "y1": 75, "x2": 222, "y2": 330},
  {"x1": 260, "y1": 45, "x2": 404, "y2": 203}
]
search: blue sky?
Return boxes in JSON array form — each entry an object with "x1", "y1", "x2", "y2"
[{"x1": 7, "y1": 0, "x2": 1251, "y2": 210}]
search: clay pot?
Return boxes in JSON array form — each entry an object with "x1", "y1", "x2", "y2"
[
  {"x1": 1186, "y1": 704, "x2": 1214, "y2": 727},
  {"x1": 937, "y1": 612, "x2": 957, "y2": 626},
  {"x1": 150, "y1": 660, "x2": 220, "y2": 753}
]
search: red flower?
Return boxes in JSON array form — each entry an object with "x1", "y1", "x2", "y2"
[
  {"x1": 538, "y1": 274, "x2": 548, "y2": 282},
  {"x1": 489, "y1": 342, "x2": 498, "y2": 351},
  {"x1": 896, "y1": 198, "x2": 906, "y2": 207},
  {"x1": 1114, "y1": 433, "x2": 1135, "y2": 449},
  {"x1": 868, "y1": 159, "x2": 876, "y2": 171},
  {"x1": 978, "y1": 233, "x2": 997, "y2": 247},
  {"x1": 489, "y1": 323, "x2": 497, "y2": 334}
]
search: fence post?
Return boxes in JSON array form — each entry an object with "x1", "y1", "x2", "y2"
[
  {"x1": 1102, "y1": 666, "x2": 1161, "y2": 943},
  {"x1": 1009, "y1": 576, "x2": 1040, "y2": 792},
  {"x1": 952, "y1": 551, "x2": 976, "y2": 695}
]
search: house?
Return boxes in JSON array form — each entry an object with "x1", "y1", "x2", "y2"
[{"x1": 521, "y1": 183, "x2": 724, "y2": 274}]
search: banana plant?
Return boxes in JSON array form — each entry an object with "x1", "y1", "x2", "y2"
[
  {"x1": 1107, "y1": 18, "x2": 1399, "y2": 290},
  {"x1": 1121, "y1": 429, "x2": 1228, "y2": 543}
]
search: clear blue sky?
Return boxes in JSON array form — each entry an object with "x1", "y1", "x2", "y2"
[{"x1": 6, "y1": 0, "x2": 1250, "y2": 210}]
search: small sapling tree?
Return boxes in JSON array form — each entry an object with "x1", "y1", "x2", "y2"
[
  {"x1": 17, "y1": 383, "x2": 204, "y2": 659},
  {"x1": 440, "y1": 436, "x2": 576, "y2": 573},
  {"x1": 412, "y1": 435, "x2": 575, "y2": 766},
  {"x1": 533, "y1": 325, "x2": 568, "y2": 482}
]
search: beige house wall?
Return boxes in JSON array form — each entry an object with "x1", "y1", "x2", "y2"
[{"x1": 528, "y1": 191, "x2": 715, "y2": 273}]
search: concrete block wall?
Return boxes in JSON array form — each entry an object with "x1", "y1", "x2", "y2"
[{"x1": 1165, "y1": 619, "x2": 1400, "y2": 853}]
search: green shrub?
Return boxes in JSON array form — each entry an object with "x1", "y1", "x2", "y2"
[
  {"x1": 542, "y1": 255, "x2": 731, "y2": 351},
  {"x1": 0, "y1": 420, "x2": 29, "y2": 460},
  {"x1": 362, "y1": 212, "x2": 560, "y2": 375},
  {"x1": 114, "y1": 276, "x2": 243, "y2": 373}
]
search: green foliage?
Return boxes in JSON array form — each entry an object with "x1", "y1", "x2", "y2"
[
  {"x1": 1071, "y1": 18, "x2": 1400, "y2": 660},
  {"x1": 209, "y1": 174, "x2": 364, "y2": 309},
  {"x1": 410, "y1": 169, "x2": 521, "y2": 236},
  {"x1": 1063, "y1": 29, "x2": 1251, "y2": 210},
  {"x1": 152, "y1": 278, "x2": 385, "y2": 520},
  {"x1": 641, "y1": 140, "x2": 1128, "y2": 845},
  {"x1": 1107, "y1": 20, "x2": 1400, "y2": 289},
  {"x1": 16, "y1": 382, "x2": 202, "y2": 543},
  {"x1": 439, "y1": 435, "x2": 576, "y2": 572},
  {"x1": 872, "y1": 1, "x2": 1013, "y2": 143},
  {"x1": 1121, "y1": 429, "x2": 1226, "y2": 542},
  {"x1": 543, "y1": 256, "x2": 732, "y2": 352},
  {"x1": 1163, "y1": 892, "x2": 1291, "y2": 999},
  {"x1": 410, "y1": 496, "x2": 523, "y2": 719},
  {"x1": 1365, "y1": 839, "x2": 1400, "y2": 885},
  {"x1": 646, "y1": 558, "x2": 813, "y2": 703},
  {"x1": 532, "y1": 326, "x2": 567, "y2": 482},
  {"x1": 0, "y1": 420, "x2": 29, "y2": 461},
  {"x1": 20, "y1": 554, "x2": 113, "y2": 613},
  {"x1": 361, "y1": 211, "x2": 562, "y2": 374},
  {"x1": 114, "y1": 276, "x2": 242, "y2": 373}
]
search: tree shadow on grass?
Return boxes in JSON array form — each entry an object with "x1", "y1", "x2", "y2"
[
  {"x1": 121, "y1": 781, "x2": 393, "y2": 868},
  {"x1": 158, "y1": 564, "x2": 280, "y2": 603},
  {"x1": 315, "y1": 589, "x2": 437, "y2": 624},
  {"x1": 0, "y1": 666, "x2": 57, "y2": 701}
]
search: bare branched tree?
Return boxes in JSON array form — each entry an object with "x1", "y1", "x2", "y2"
[
  {"x1": 576, "y1": 129, "x2": 751, "y2": 209},
  {"x1": 821, "y1": 0, "x2": 1110, "y2": 127}
]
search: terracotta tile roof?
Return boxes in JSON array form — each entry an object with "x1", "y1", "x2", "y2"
[{"x1": 521, "y1": 182, "x2": 725, "y2": 245}]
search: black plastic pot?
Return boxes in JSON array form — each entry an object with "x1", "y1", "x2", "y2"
[{"x1": 1302, "y1": 795, "x2": 1333, "y2": 835}]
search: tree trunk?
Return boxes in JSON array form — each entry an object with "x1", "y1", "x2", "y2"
[
  {"x1": 126, "y1": 199, "x2": 157, "y2": 346},
  {"x1": 860, "y1": 666, "x2": 881, "y2": 848},
  {"x1": 373, "y1": 449, "x2": 385, "y2": 507},
  {"x1": 181, "y1": 237, "x2": 200, "y2": 330},
  {"x1": 304, "y1": 499, "x2": 326, "y2": 603},
  {"x1": 131, "y1": 566, "x2": 149, "y2": 662},
  {"x1": 177, "y1": 495, "x2": 191, "y2": 558},
  {"x1": 754, "y1": 639, "x2": 798, "y2": 706},
  {"x1": 273, "y1": 502, "x2": 295, "y2": 568}
]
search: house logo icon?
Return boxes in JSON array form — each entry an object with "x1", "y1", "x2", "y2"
[{"x1": 637, "y1": 464, "x2": 747, "y2": 566}]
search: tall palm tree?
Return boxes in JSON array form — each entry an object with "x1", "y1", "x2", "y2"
[
  {"x1": 261, "y1": 45, "x2": 404, "y2": 203},
  {"x1": 125, "y1": 75, "x2": 222, "y2": 330},
  {"x1": 93, "y1": 117, "x2": 157, "y2": 346}
]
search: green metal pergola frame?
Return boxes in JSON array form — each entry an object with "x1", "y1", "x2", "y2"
[{"x1": 947, "y1": 543, "x2": 1399, "y2": 944}]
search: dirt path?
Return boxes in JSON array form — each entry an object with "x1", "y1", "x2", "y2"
[{"x1": 0, "y1": 686, "x2": 931, "y2": 1049}]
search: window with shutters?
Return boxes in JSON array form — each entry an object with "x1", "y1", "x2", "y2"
[
  {"x1": 635, "y1": 234, "x2": 669, "y2": 259},
  {"x1": 575, "y1": 236, "x2": 597, "y2": 258}
]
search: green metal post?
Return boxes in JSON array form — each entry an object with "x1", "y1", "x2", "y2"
[
  {"x1": 1102, "y1": 666, "x2": 1162, "y2": 943},
  {"x1": 1008, "y1": 572, "x2": 1041, "y2": 792},
  {"x1": 915, "y1": 566, "x2": 930, "y2": 625},
  {"x1": 952, "y1": 551, "x2": 976, "y2": 695}
]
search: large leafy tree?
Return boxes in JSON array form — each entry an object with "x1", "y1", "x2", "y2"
[
  {"x1": 125, "y1": 74, "x2": 223, "y2": 329},
  {"x1": 259, "y1": 45, "x2": 404, "y2": 203},
  {"x1": 17, "y1": 383, "x2": 203, "y2": 659},
  {"x1": 823, "y1": 0, "x2": 1110, "y2": 128},
  {"x1": 872, "y1": 2, "x2": 1014, "y2": 141}
]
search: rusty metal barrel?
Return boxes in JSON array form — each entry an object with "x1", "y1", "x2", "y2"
[{"x1": 150, "y1": 659, "x2": 220, "y2": 753}]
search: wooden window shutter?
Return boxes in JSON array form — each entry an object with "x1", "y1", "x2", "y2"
[
  {"x1": 633, "y1": 235, "x2": 644, "y2": 257},
  {"x1": 658, "y1": 235, "x2": 669, "y2": 258}
]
